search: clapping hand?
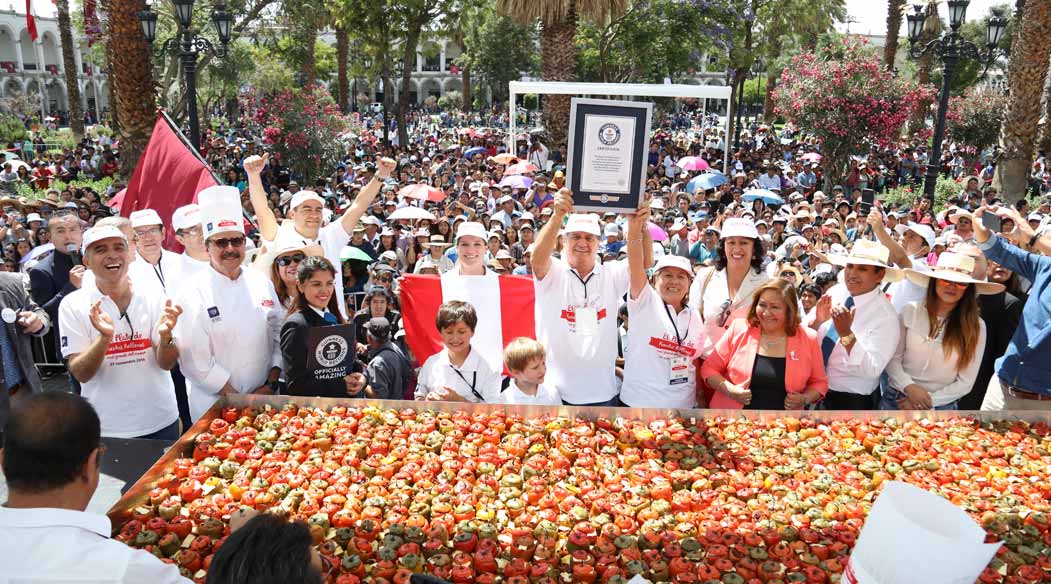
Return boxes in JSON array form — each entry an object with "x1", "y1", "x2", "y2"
[
  {"x1": 88, "y1": 300, "x2": 114, "y2": 338},
  {"x1": 156, "y1": 299, "x2": 182, "y2": 340},
  {"x1": 831, "y1": 303, "x2": 855, "y2": 337},
  {"x1": 723, "y1": 381, "x2": 752, "y2": 406}
]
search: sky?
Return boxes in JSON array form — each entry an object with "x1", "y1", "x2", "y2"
[
  {"x1": 4, "y1": 0, "x2": 1010, "y2": 37},
  {"x1": 839, "y1": 0, "x2": 1006, "y2": 36}
]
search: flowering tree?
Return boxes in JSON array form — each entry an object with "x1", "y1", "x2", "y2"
[
  {"x1": 773, "y1": 38, "x2": 934, "y2": 188},
  {"x1": 241, "y1": 84, "x2": 349, "y2": 183},
  {"x1": 947, "y1": 85, "x2": 1008, "y2": 154}
]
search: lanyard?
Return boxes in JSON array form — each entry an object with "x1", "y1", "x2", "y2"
[
  {"x1": 450, "y1": 366, "x2": 483, "y2": 402},
  {"x1": 120, "y1": 311, "x2": 135, "y2": 341},
  {"x1": 152, "y1": 260, "x2": 165, "y2": 289},
  {"x1": 570, "y1": 270, "x2": 595, "y2": 301},
  {"x1": 663, "y1": 303, "x2": 690, "y2": 347}
]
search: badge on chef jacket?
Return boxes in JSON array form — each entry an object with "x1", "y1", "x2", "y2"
[
  {"x1": 207, "y1": 306, "x2": 221, "y2": 322},
  {"x1": 574, "y1": 307, "x2": 599, "y2": 336},
  {"x1": 669, "y1": 356, "x2": 690, "y2": 385}
]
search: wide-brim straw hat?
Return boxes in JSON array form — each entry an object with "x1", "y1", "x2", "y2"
[
  {"x1": 827, "y1": 240, "x2": 903, "y2": 282},
  {"x1": 904, "y1": 252, "x2": 1005, "y2": 295}
]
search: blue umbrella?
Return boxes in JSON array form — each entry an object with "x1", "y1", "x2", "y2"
[
  {"x1": 687, "y1": 173, "x2": 728, "y2": 194},
  {"x1": 463, "y1": 146, "x2": 487, "y2": 159},
  {"x1": 742, "y1": 189, "x2": 784, "y2": 205}
]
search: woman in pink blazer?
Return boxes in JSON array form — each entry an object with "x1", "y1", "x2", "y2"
[{"x1": 701, "y1": 279, "x2": 828, "y2": 409}]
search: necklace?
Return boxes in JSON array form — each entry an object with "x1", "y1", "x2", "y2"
[{"x1": 760, "y1": 334, "x2": 786, "y2": 348}]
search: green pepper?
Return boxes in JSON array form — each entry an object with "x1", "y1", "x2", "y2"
[{"x1": 134, "y1": 529, "x2": 160, "y2": 547}]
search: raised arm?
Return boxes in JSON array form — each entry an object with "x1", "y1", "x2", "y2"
[
  {"x1": 244, "y1": 154, "x2": 277, "y2": 241},
  {"x1": 531, "y1": 188, "x2": 574, "y2": 281},
  {"x1": 866, "y1": 209, "x2": 909, "y2": 269},
  {"x1": 339, "y1": 157, "x2": 396, "y2": 235},
  {"x1": 627, "y1": 206, "x2": 651, "y2": 300}
]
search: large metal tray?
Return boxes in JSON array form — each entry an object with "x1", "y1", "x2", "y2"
[{"x1": 106, "y1": 394, "x2": 1051, "y2": 531}]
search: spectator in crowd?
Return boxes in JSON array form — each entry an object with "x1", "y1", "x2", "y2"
[
  {"x1": 810, "y1": 240, "x2": 902, "y2": 410},
  {"x1": 0, "y1": 270, "x2": 50, "y2": 428},
  {"x1": 451, "y1": 221, "x2": 491, "y2": 275},
  {"x1": 59, "y1": 226, "x2": 182, "y2": 439},
  {"x1": 28, "y1": 211, "x2": 84, "y2": 391},
  {"x1": 174, "y1": 187, "x2": 283, "y2": 420},
  {"x1": 280, "y1": 256, "x2": 367, "y2": 398},
  {"x1": 352, "y1": 285, "x2": 401, "y2": 348},
  {"x1": 129, "y1": 209, "x2": 185, "y2": 296},
  {"x1": 0, "y1": 392, "x2": 192, "y2": 584},
  {"x1": 621, "y1": 206, "x2": 702, "y2": 409},
  {"x1": 415, "y1": 300, "x2": 501, "y2": 402},
  {"x1": 882, "y1": 252, "x2": 996, "y2": 410},
  {"x1": 414, "y1": 234, "x2": 454, "y2": 274},
  {"x1": 361, "y1": 316, "x2": 412, "y2": 400},
  {"x1": 703, "y1": 279, "x2": 827, "y2": 410},
  {"x1": 205, "y1": 514, "x2": 324, "y2": 584}
]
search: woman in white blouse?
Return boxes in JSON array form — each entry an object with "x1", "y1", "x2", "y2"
[{"x1": 882, "y1": 252, "x2": 1002, "y2": 410}]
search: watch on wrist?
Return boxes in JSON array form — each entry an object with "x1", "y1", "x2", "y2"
[
  {"x1": 839, "y1": 333, "x2": 856, "y2": 346},
  {"x1": 1028, "y1": 232, "x2": 1041, "y2": 247}
]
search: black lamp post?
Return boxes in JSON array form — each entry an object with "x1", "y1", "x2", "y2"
[
  {"x1": 138, "y1": 0, "x2": 234, "y2": 151},
  {"x1": 906, "y1": 0, "x2": 1007, "y2": 201}
]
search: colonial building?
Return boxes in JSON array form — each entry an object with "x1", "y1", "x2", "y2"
[{"x1": 0, "y1": 9, "x2": 107, "y2": 121}]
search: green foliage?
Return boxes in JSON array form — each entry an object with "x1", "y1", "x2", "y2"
[
  {"x1": 946, "y1": 85, "x2": 1008, "y2": 152},
  {"x1": 881, "y1": 175, "x2": 960, "y2": 213},
  {"x1": 462, "y1": 10, "x2": 538, "y2": 102},
  {"x1": 438, "y1": 90, "x2": 464, "y2": 110},
  {"x1": 928, "y1": 3, "x2": 1015, "y2": 93},
  {"x1": 51, "y1": 175, "x2": 115, "y2": 195},
  {"x1": 0, "y1": 114, "x2": 28, "y2": 143},
  {"x1": 248, "y1": 45, "x2": 296, "y2": 94},
  {"x1": 522, "y1": 94, "x2": 539, "y2": 110}
]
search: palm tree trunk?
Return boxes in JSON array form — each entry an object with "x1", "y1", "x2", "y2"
[
  {"x1": 539, "y1": 7, "x2": 577, "y2": 150},
  {"x1": 397, "y1": 23, "x2": 423, "y2": 149},
  {"x1": 884, "y1": 0, "x2": 904, "y2": 71},
  {"x1": 762, "y1": 69, "x2": 777, "y2": 124},
  {"x1": 461, "y1": 64, "x2": 472, "y2": 113},
  {"x1": 106, "y1": 0, "x2": 156, "y2": 175},
  {"x1": 992, "y1": 0, "x2": 1051, "y2": 202},
  {"x1": 336, "y1": 25, "x2": 349, "y2": 112},
  {"x1": 302, "y1": 24, "x2": 318, "y2": 85},
  {"x1": 55, "y1": 0, "x2": 84, "y2": 141}
]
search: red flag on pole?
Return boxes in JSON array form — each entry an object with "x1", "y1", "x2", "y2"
[
  {"x1": 25, "y1": 0, "x2": 37, "y2": 41},
  {"x1": 119, "y1": 111, "x2": 219, "y2": 251}
]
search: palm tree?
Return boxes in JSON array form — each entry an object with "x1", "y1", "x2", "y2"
[
  {"x1": 884, "y1": 0, "x2": 905, "y2": 70},
  {"x1": 102, "y1": 0, "x2": 157, "y2": 174},
  {"x1": 336, "y1": 25, "x2": 349, "y2": 112},
  {"x1": 992, "y1": 0, "x2": 1051, "y2": 202},
  {"x1": 54, "y1": 0, "x2": 84, "y2": 141},
  {"x1": 498, "y1": 0, "x2": 628, "y2": 149}
]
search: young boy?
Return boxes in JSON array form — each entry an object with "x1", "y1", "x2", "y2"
[
  {"x1": 415, "y1": 300, "x2": 502, "y2": 402},
  {"x1": 498, "y1": 337, "x2": 561, "y2": 405}
]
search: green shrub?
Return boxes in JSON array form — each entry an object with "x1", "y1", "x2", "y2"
[
  {"x1": 0, "y1": 114, "x2": 27, "y2": 143},
  {"x1": 881, "y1": 175, "x2": 961, "y2": 213}
]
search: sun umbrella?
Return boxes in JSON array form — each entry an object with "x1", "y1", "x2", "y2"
[
  {"x1": 489, "y1": 153, "x2": 518, "y2": 165},
  {"x1": 742, "y1": 189, "x2": 784, "y2": 205},
  {"x1": 339, "y1": 246, "x2": 374, "y2": 263},
  {"x1": 497, "y1": 175, "x2": 532, "y2": 190},
  {"x1": 463, "y1": 146, "x2": 487, "y2": 159},
  {"x1": 801, "y1": 152, "x2": 822, "y2": 162},
  {"x1": 647, "y1": 222, "x2": 668, "y2": 242},
  {"x1": 503, "y1": 162, "x2": 538, "y2": 176},
  {"x1": 386, "y1": 206, "x2": 436, "y2": 222},
  {"x1": 677, "y1": 156, "x2": 710, "y2": 172},
  {"x1": 686, "y1": 173, "x2": 728, "y2": 194},
  {"x1": 398, "y1": 184, "x2": 446, "y2": 202}
]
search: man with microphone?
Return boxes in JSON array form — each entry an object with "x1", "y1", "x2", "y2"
[{"x1": 28, "y1": 212, "x2": 84, "y2": 393}]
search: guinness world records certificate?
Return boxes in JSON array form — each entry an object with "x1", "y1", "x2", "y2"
[{"x1": 566, "y1": 98, "x2": 653, "y2": 214}]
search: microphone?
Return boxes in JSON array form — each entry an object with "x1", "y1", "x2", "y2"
[{"x1": 65, "y1": 243, "x2": 81, "y2": 266}]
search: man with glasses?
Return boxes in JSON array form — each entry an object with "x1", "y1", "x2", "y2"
[
  {"x1": 171, "y1": 204, "x2": 209, "y2": 268},
  {"x1": 129, "y1": 209, "x2": 186, "y2": 296},
  {"x1": 29, "y1": 212, "x2": 85, "y2": 392},
  {"x1": 173, "y1": 186, "x2": 283, "y2": 421}
]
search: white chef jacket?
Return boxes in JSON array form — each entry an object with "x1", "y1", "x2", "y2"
[
  {"x1": 810, "y1": 283, "x2": 900, "y2": 396},
  {"x1": 174, "y1": 265, "x2": 283, "y2": 420},
  {"x1": 534, "y1": 258, "x2": 630, "y2": 404},
  {"x1": 58, "y1": 280, "x2": 179, "y2": 438},
  {"x1": 0, "y1": 506, "x2": 192, "y2": 584},
  {"x1": 262, "y1": 220, "x2": 352, "y2": 318},
  {"x1": 886, "y1": 300, "x2": 987, "y2": 406},
  {"x1": 688, "y1": 266, "x2": 770, "y2": 358},
  {"x1": 133, "y1": 249, "x2": 206, "y2": 300}
]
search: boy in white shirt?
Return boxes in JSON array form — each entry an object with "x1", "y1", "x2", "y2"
[
  {"x1": 498, "y1": 337, "x2": 561, "y2": 406},
  {"x1": 415, "y1": 300, "x2": 502, "y2": 402}
]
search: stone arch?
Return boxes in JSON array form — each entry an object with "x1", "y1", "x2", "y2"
[
  {"x1": 418, "y1": 78, "x2": 441, "y2": 104},
  {"x1": 18, "y1": 29, "x2": 35, "y2": 70},
  {"x1": 0, "y1": 25, "x2": 17, "y2": 67},
  {"x1": 40, "y1": 31, "x2": 61, "y2": 72},
  {"x1": 46, "y1": 78, "x2": 67, "y2": 112},
  {"x1": 2, "y1": 78, "x2": 22, "y2": 97}
]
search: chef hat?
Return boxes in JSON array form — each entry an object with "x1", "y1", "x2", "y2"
[{"x1": 198, "y1": 186, "x2": 244, "y2": 240}]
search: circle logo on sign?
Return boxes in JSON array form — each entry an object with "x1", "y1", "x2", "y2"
[
  {"x1": 315, "y1": 334, "x2": 348, "y2": 368},
  {"x1": 598, "y1": 123, "x2": 621, "y2": 146},
  {"x1": 600, "y1": 194, "x2": 609, "y2": 203}
]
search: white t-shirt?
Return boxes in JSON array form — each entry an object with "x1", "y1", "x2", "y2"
[
  {"x1": 264, "y1": 220, "x2": 352, "y2": 318},
  {"x1": 498, "y1": 379, "x2": 561, "y2": 406},
  {"x1": 688, "y1": 266, "x2": 769, "y2": 358},
  {"x1": 415, "y1": 346, "x2": 502, "y2": 403},
  {"x1": 621, "y1": 285, "x2": 703, "y2": 409},
  {"x1": 59, "y1": 281, "x2": 179, "y2": 438},
  {"x1": 534, "y1": 258, "x2": 629, "y2": 404}
]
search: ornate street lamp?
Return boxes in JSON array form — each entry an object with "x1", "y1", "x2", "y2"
[
  {"x1": 139, "y1": 0, "x2": 234, "y2": 150},
  {"x1": 906, "y1": 1, "x2": 1007, "y2": 201}
]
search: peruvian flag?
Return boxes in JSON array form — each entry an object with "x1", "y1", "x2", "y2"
[
  {"x1": 25, "y1": 0, "x2": 37, "y2": 41},
  {"x1": 400, "y1": 273, "x2": 536, "y2": 368}
]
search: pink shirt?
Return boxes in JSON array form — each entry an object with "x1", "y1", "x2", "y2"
[{"x1": 701, "y1": 319, "x2": 828, "y2": 410}]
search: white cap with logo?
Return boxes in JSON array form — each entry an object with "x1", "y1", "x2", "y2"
[
  {"x1": 129, "y1": 209, "x2": 164, "y2": 228},
  {"x1": 171, "y1": 204, "x2": 201, "y2": 232},
  {"x1": 563, "y1": 213, "x2": 602, "y2": 237},
  {"x1": 81, "y1": 225, "x2": 127, "y2": 254}
]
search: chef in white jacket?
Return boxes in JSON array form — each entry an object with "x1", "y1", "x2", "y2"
[{"x1": 174, "y1": 186, "x2": 284, "y2": 420}]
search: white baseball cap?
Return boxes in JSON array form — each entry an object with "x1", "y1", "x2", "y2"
[
  {"x1": 129, "y1": 209, "x2": 164, "y2": 228},
  {"x1": 289, "y1": 190, "x2": 325, "y2": 210},
  {"x1": 26, "y1": 213, "x2": 42, "y2": 223},
  {"x1": 603, "y1": 223, "x2": 620, "y2": 237},
  {"x1": 455, "y1": 221, "x2": 488, "y2": 243},
  {"x1": 653, "y1": 255, "x2": 693, "y2": 278},
  {"x1": 81, "y1": 225, "x2": 127, "y2": 254},
  {"x1": 563, "y1": 214, "x2": 602, "y2": 237},
  {"x1": 894, "y1": 222, "x2": 936, "y2": 249},
  {"x1": 649, "y1": 198, "x2": 665, "y2": 210},
  {"x1": 720, "y1": 217, "x2": 760, "y2": 240},
  {"x1": 171, "y1": 204, "x2": 201, "y2": 232}
]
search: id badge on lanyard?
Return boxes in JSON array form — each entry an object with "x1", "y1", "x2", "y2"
[
  {"x1": 669, "y1": 356, "x2": 690, "y2": 385},
  {"x1": 572, "y1": 270, "x2": 598, "y2": 337}
]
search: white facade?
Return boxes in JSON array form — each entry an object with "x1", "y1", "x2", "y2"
[{"x1": 0, "y1": 9, "x2": 108, "y2": 120}]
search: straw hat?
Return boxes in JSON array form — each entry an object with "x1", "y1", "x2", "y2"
[
  {"x1": 827, "y1": 240, "x2": 903, "y2": 282},
  {"x1": 422, "y1": 234, "x2": 452, "y2": 248},
  {"x1": 904, "y1": 252, "x2": 1005, "y2": 295},
  {"x1": 961, "y1": 175, "x2": 984, "y2": 191}
]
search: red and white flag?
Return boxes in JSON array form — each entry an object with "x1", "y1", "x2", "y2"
[
  {"x1": 400, "y1": 273, "x2": 536, "y2": 368},
  {"x1": 25, "y1": 0, "x2": 37, "y2": 41}
]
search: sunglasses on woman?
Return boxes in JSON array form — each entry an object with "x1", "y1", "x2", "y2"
[{"x1": 275, "y1": 253, "x2": 306, "y2": 267}]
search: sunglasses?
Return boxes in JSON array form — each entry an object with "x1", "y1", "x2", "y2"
[
  {"x1": 716, "y1": 299, "x2": 733, "y2": 328},
  {"x1": 275, "y1": 253, "x2": 305, "y2": 267},
  {"x1": 210, "y1": 235, "x2": 246, "y2": 249}
]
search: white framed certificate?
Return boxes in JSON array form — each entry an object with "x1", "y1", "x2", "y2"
[{"x1": 566, "y1": 98, "x2": 653, "y2": 214}]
